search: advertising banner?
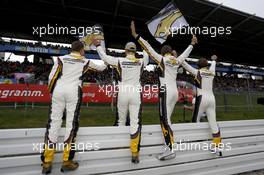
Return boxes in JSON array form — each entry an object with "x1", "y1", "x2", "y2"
[{"x1": 0, "y1": 84, "x2": 193, "y2": 103}]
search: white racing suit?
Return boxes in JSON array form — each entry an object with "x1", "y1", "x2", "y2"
[
  {"x1": 182, "y1": 60, "x2": 221, "y2": 146},
  {"x1": 96, "y1": 46, "x2": 149, "y2": 154},
  {"x1": 41, "y1": 52, "x2": 106, "y2": 164},
  {"x1": 191, "y1": 97, "x2": 207, "y2": 122},
  {"x1": 136, "y1": 36, "x2": 193, "y2": 150}
]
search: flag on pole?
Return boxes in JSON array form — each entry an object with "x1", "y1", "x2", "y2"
[
  {"x1": 80, "y1": 24, "x2": 106, "y2": 51},
  {"x1": 147, "y1": 2, "x2": 189, "y2": 44}
]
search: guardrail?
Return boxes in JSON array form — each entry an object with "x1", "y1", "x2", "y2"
[{"x1": 0, "y1": 120, "x2": 264, "y2": 175}]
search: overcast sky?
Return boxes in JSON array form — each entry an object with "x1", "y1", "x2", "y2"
[{"x1": 210, "y1": 0, "x2": 264, "y2": 18}]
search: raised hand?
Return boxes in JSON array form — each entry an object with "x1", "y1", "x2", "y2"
[
  {"x1": 92, "y1": 38, "x2": 101, "y2": 47},
  {"x1": 130, "y1": 21, "x2": 138, "y2": 38},
  {"x1": 191, "y1": 35, "x2": 198, "y2": 45},
  {"x1": 211, "y1": 55, "x2": 218, "y2": 61}
]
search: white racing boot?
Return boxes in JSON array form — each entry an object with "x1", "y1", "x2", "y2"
[
  {"x1": 210, "y1": 146, "x2": 223, "y2": 156},
  {"x1": 157, "y1": 145, "x2": 176, "y2": 161}
]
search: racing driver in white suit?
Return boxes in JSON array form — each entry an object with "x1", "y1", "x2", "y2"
[
  {"x1": 131, "y1": 21, "x2": 198, "y2": 160},
  {"x1": 181, "y1": 55, "x2": 222, "y2": 155},
  {"x1": 92, "y1": 38, "x2": 149, "y2": 164},
  {"x1": 41, "y1": 41, "x2": 106, "y2": 174}
]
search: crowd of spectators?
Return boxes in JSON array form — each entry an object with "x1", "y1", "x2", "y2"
[
  {"x1": 0, "y1": 59, "x2": 51, "y2": 84},
  {"x1": 2, "y1": 38, "x2": 264, "y2": 92},
  {"x1": 1, "y1": 58, "x2": 264, "y2": 92},
  {"x1": 1, "y1": 51, "x2": 264, "y2": 92},
  {"x1": 214, "y1": 76, "x2": 264, "y2": 92}
]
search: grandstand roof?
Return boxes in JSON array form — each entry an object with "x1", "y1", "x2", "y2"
[{"x1": 1, "y1": 0, "x2": 264, "y2": 66}]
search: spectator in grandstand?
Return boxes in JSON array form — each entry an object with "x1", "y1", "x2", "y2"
[
  {"x1": 181, "y1": 55, "x2": 222, "y2": 156},
  {"x1": 41, "y1": 41, "x2": 106, "y2": 174},
  {"x1": 93, "y1": 38, "x2": 149, "y2": 164},
  {"x1": 131, "y1": 21, "x2": 198, "y2": 160},
  {"x1": 18, "y1": 77, "x2": 25, "y2": 84}
]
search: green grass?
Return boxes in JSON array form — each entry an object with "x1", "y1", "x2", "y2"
[{"x1": 0, "y1": 103, "x2": 263, "y2": 129}]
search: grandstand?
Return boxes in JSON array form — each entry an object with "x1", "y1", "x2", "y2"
[{"x1": 0, "y1": 0, "x2": 264, "y2": 175}]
